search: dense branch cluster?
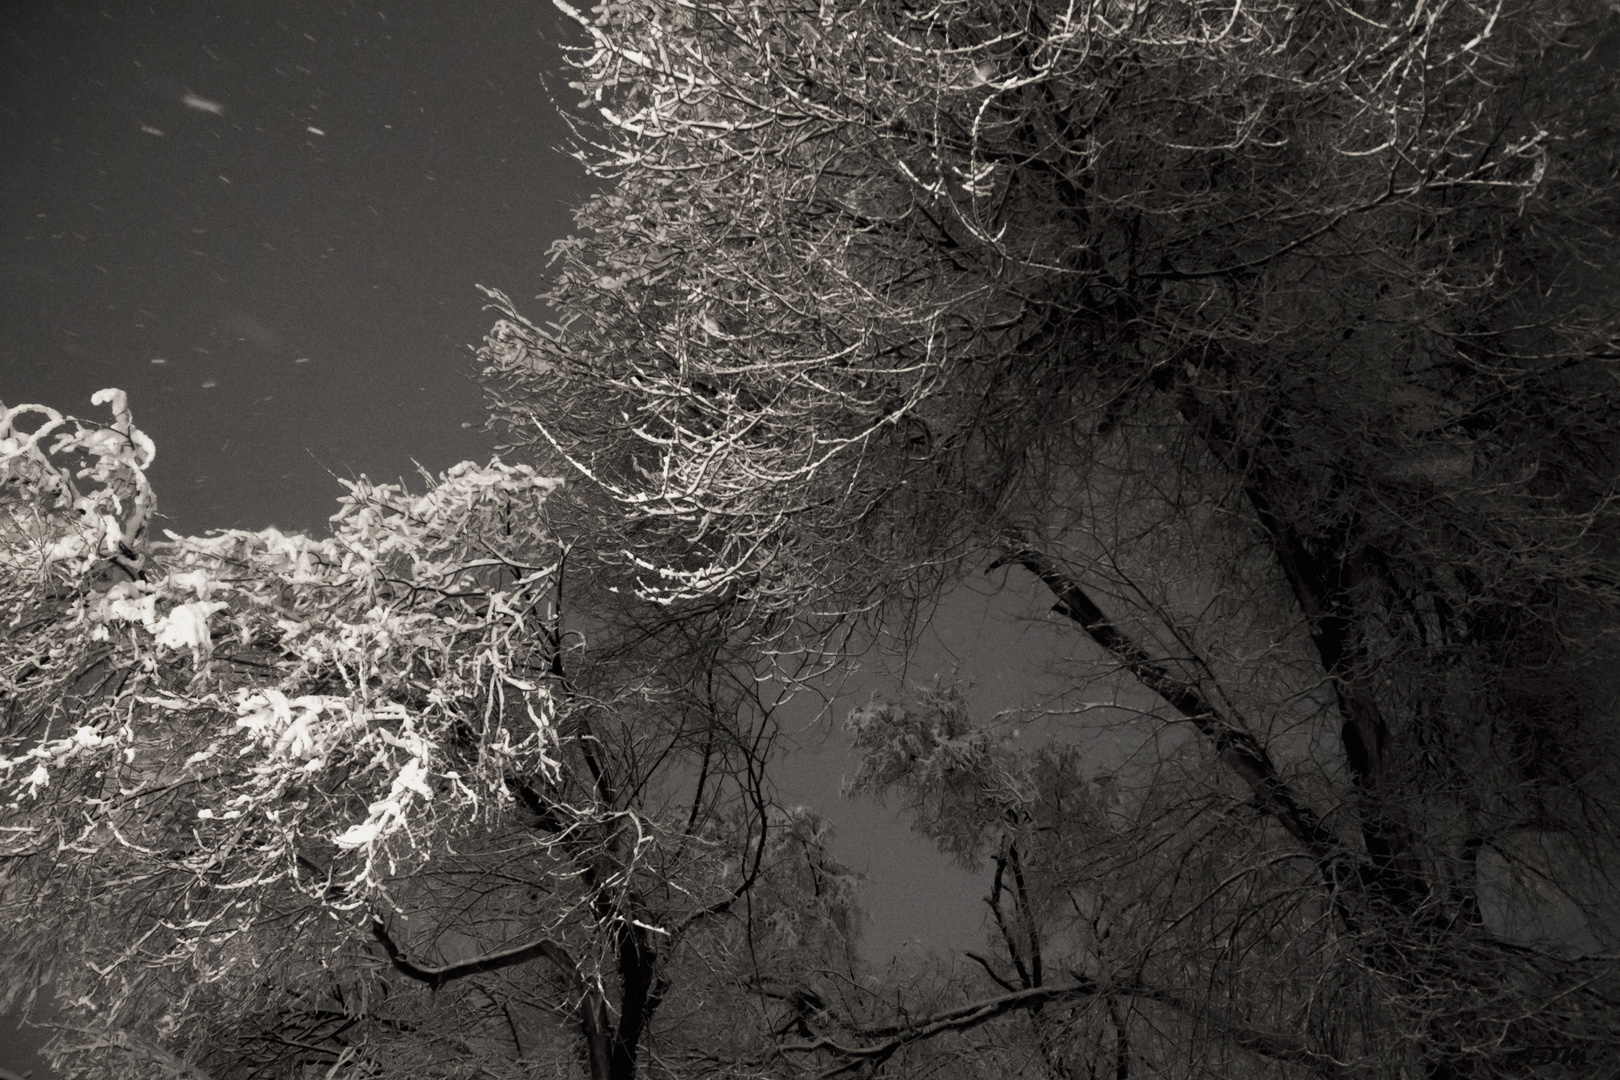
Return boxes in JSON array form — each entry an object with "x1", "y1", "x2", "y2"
[
  {"x1": 0, "y1": 394, "x2": 866, "y2": 1080},
  {"x1": 1, "y1": 394, "x2": 575, "y2": 1074},
  {"x1": 485, "y1": 0, "x2": 1616, "y2": 614},
  {"x1": 2, "y1": 391, "x2": 563, "y2": 875},
  {"x1": 5, "y1": 0, "x2": 1620, "y2": 1077},
  {"x1": 474, "y1": 0, "x2": 1620, "y2": 1076}
]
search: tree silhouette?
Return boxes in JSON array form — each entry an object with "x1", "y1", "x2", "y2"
[{"x1": 481, "y1": 0, "x2": 1620, "y2": 1074}]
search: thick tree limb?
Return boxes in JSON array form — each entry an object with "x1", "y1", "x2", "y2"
[
  {"x1": 991, "y1": 539, "x2": 1351, "y2": 880},
  {"x1": 369, "y1": 916, "x2": 577, "y2": 991},
  {"x1": 783, "y1": 976, "x2": 1366, "y2": 1079},
  {"x1": 1172, "y1": 384, "x2": 1426, "y2": 906},
  {"x1": 781, "y1": 981, "x2": 1090, "y2": 1068},
  {"x1": 370, "y1": 914, "x2": 630, "y2": 1080},
  {"x1": 965, "y1": 950, "x2": 1018, "y2": 993}
]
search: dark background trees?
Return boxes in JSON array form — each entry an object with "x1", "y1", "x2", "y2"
[{"x1": 480, "y1": 0, "x2": 1620, "y2": 1074}]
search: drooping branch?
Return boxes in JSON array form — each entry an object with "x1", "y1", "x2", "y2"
[
  {"x1": 369, "y1": 916, "x2": 577, "y2": 991},
  {"x1": 781, "y1": 981, "x2": 1092, "y2": 1071},
  {"x1": 964, "y1": 950, "x2": 1018, "y2": 993},
  {"x1": 781, "y1": 975, "x2": 1367, "y2": 1079},
  {"x1": 371, "y1": 914, "x2": 625, "y2": 1080}
]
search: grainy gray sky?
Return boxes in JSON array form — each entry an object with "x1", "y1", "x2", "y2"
[
  {"x1": 0, "y1": 3, "x2": 1159, "y2": 1074},
  {"x1": 1, "y1": 0, "x2": 575, "y2": 538}
]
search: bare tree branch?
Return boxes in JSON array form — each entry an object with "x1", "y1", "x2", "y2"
[{"x1": 368, "y1": 915, "x2": 581, "y2": 991}]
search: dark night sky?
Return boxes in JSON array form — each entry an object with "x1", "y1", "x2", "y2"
[
  {"x1": 1, "y1": 0, "x2": 577, "y2": 537},
  {"x1": 0, "y1": 2, "x2": 1143, "y2": 1072}
]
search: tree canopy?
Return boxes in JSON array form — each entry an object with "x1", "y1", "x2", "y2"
[
  {"x1": 6, "y1": 0, "x2": 1620, "y2": 1076},
  {"x1": 0, "y1": 392, "x2": 859, "y2": 1080},
  {"x1": 476, "y1": 0, "x2": 1620, "y2": 1075}
]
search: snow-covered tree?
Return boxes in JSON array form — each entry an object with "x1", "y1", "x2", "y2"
[
  {"x1": 479, "y1": 0, "x2": 1620, "y2": 1074},
  {"x1": 0, "y1": 391, "x2": 859, "y2": 1080}
]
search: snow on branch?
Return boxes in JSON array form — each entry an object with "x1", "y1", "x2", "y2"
[{"x1": 1, "y1": 390, "x2": 567, "y2": 910}]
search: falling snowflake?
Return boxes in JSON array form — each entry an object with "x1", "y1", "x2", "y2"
[{"x1": 183, "y1": 94, "x2": 225, "y2": 115}]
